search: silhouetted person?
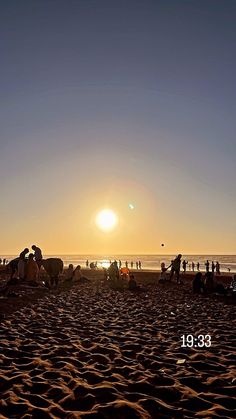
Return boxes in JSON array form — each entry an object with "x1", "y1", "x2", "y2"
[
  {"x1": 159, "y1": 262, "x2": 168, "y2": 283},
  {"x1": 18, "y1": 248, "x2": 29, "y2": 280},
  {"x1": 128, "y1": 274, "x2": 138, "y2": 290},
  {"x1": 138, "y1": 260, "x2": 142, "y2": 269},
  {"x1": 131, "y1": 261, "x2": 133, "y2": 269},
  {"x1": 108, "y1": 262, "x2": 119, "y2": 281},
  {"x1": 205, "y1": 271, "x2": 214, "y2": 293},
  {"x1": 182, "y1": 260, "x2": 187, "y2": 273},
  {"x1": 169, "y1": 254, "x2": 182, "y2": 284},
  {"x1": 65, "y1": 264, "x2": 74, "y2": 281},
  {"x1": 26, "y1": 253, "x2": 39, "y2": 283},
  {"x1": 136, "y1": 261, "x2": 138, "y2": 269},
  {"x1": 192, "y1": 262, "x2": 195, "y2": 272},
  {"x1": 125, "y1": 260, "x2": 128, "y2": 268},
  {"x1": 32, "y1": 245, "x2": 43, "y2": 268},
  {"x1": 119, "y1": 260, "x2": 122, "y2": 268},
  {"x1": 205, "y1": 260, "x2": 210, "y2": 273},
  {"x1": 193, "y1": 272, "x2": 205, "y2": 293},
  {"x1": 0, "y1": 258, "x2": 2, "y2": 265},
  {"x1": 216, "y1": 261, "x2": 220, "y2": 275},
  {"x1": 212, "y1": 261, "x2": 215, "y2": 274},
  {"x1": 86, "y1": 259, "x2": 89, "y2": 268},
  {"x1": 197, "y1": 262, "x2": 200, "y2": 271}
]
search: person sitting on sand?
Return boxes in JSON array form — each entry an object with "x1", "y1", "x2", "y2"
[
  {"x1": 169, "y1": 254, "x2": 182, "y2": 284},
  {"x1": 25, "y1": 253, "x2": 39, "y2": 283},
  {"x1": 73, "y1": 265, "x2": 90, "y2": 283},
  {"x1": 204, "y1": 271, "x2": 214, "y2": 293},
  {"x1": 65, "y1": 264, "x2": 74, "y2": 281},
  {"x1": 229, "y1": 275, "x2": 236, "y2": 293},
  {"x1": 159, "y1": 262, "x2": 168, "y2": 283},
  {"x1": 73, "y1": 265, "x2": 82, "y2": 281},
  {"x1": 192, "y1": 272, "x2": 205, "y2": 294},
  {"x1": 18, "y1": 248, "x2": 29, "y2": 280},
  {"x1": 128, "y1": 274, "x2": 138, "y2": 290}
]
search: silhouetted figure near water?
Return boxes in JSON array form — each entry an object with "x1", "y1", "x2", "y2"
[
  {"x1": 131, "y1": 261, "x2": 133, "y2": 269},
  {"x1": 205, "y1": 260, "x2": 210, "y2": 273},
  {"x1": 197, "y1": 262, "x2": 200, "y2": 271},
  {"x1": 192, "y1": 262, "x2": 195, "y2": 272},
  {"x1": 136, "y1": 261, "x2": 138, "y2": 269},
  {"x1": 119, "y1": 260, "x2": 122, "y2": 268},
  {"x1": 169, "y1": 254, "x2": 182, "y2": 284},
  {"x1": 212, "y1": 261, "x2": 215, "y2": 274},
  {"x1": 182, "y1": 260, "x2": 187, "y2": 273},
  {"x1": 125, "y1": 261, "x2": 128, "y2": 268},
  {"x1": 216, "y1": 261, "x2": 220, "y2": 275},
  {"x1": 86, "y1": 260, "x2": 89, "y2": 268},
  {"x1": 138, "y1": 260, "x2": 142, "y2": 269}
]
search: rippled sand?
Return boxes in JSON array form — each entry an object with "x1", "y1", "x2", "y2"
[{"x1": 0, "y1": 276, "x2": 235, "y2": 418}]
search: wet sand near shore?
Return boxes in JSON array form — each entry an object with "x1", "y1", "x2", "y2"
[{"x1": 0, "y1": 270, "x2": 235, "y2": 418}]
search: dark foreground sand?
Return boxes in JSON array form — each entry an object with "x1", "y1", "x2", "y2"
[{"x1": 0, "y1": 271, "x2": 235, "y2": 418}]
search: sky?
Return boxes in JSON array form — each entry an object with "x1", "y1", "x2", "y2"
[{"x1": 0, "y1": 0, "x2": 236, "y2": 255}]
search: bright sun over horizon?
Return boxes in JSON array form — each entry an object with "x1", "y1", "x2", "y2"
[{"x1": 95, "y1": 209, "x2": 118, "y2": 232}]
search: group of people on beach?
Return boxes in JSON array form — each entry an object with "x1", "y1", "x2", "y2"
[
  {"x1": 86, "y1": 259, "x2": 142, "y2": 270},
  {"x1": 10, "y1": 245, "x2": 43, "y2": 283},
  {"x1": 182, "y1": 259, "x2": 221, "y2": 274}
]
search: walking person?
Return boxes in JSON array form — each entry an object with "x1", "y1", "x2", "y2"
[{"x1": 169, "y1": 254, "x2": 182, "y2": 284}]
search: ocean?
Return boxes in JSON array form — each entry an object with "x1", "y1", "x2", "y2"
[{"x1": 2, "y1": 254, "x2": 236, "y2": 273}]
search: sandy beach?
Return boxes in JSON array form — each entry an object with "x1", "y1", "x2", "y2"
[{"x1": 0, "y1": 269, "x2": 235, "y2": 418}]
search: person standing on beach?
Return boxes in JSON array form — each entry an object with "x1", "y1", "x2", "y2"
[
  {"x1": 119, "y1": 260, "x2": 122, "y2": 268},
  {"x1": 169, "y1": 254, "x2": 182, "y2": 284},
  {"x1": 32, "y1": 245, "x2": 43, "y2": 268},
  {"x1": 197, "y1": 262, "x2": 200, "y2": 271},
  {"x1": 18, "y1": 248, "x2": 29, "y2": 280},
  {"x1": 192, "y1": 262, "x2": 195, "y2": 272},
  {"x1": 216, "y1": 261, "x2": 220, "y2": 275},
  {"x1": 86, "y1": 259, "x2": 89, "y2": 268},
  {"x1": 125, "y1": 260, "x2": 128, "y2": 268},
  {"x1": 136, "y1": 261, "x2": 139, "y2": 269},
  {"x1": 212, "y1": 261, "x2": 215, "y2": 274},
  {"x1": 131, "y1": 261, "x2": 134, "y2": 269},
  {"x1": 138, "y1": 260, "x2": 142, "y2": 269},
  {"x1": 182, "y1": 260, "x2": 187, "y2": 273},
  {"x1": 205, "y1": 260, "x2": 210, "y2": 273}
]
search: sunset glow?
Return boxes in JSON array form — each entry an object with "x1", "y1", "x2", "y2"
[{"x1": 95, "y1": 209, "x2": 118, "y2": 232}]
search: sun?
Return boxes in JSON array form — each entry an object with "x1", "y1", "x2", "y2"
[{"x1": 96, "y1": 209, "x2": 118, "y2": 232}]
